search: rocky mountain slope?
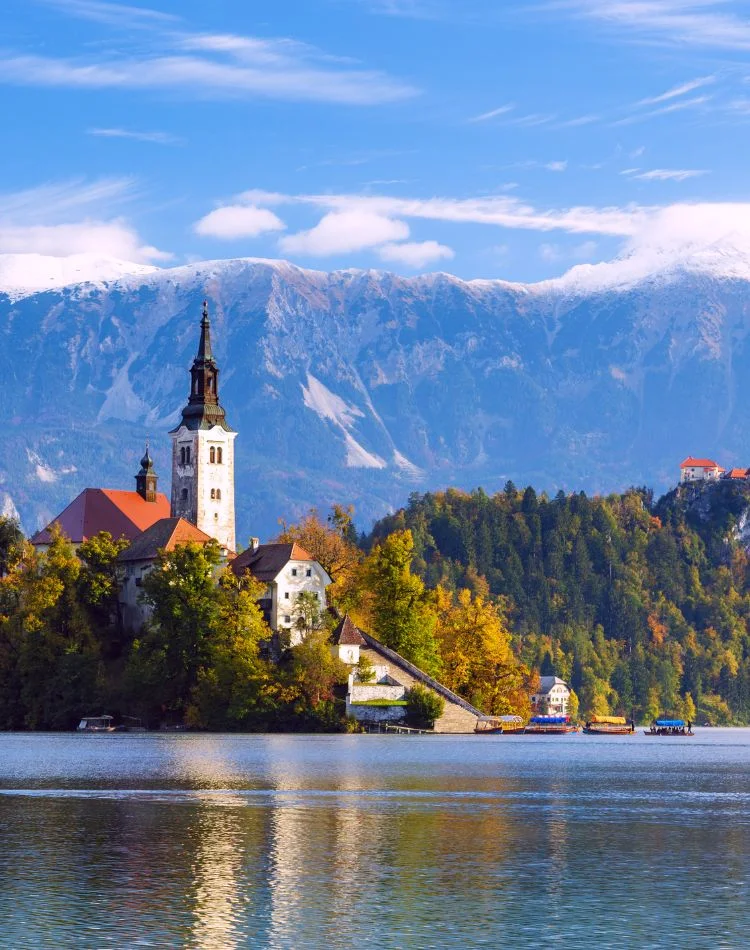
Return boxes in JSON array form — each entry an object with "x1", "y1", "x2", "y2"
[{"x1": 2, "y1": 250, "x2": 750, "y2": 541}]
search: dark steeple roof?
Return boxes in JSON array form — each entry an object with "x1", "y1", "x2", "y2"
[
  {"x1": 171, "y1": 300, "x2": 234, "y2": 433},
  {"x1": 135, "y1": 441, "x2": 159, "y2": 502}
]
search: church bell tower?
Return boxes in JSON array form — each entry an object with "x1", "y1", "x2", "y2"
[{"x1": 170, "y1": 301, "x2": 237, "y2": 552}]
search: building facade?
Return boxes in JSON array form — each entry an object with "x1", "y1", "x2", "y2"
[
  {"x1": 231, "y1": 541, "x2": 331, "y2": 642},
  {"x1": 532, "y1": 675, "x2": 571, "y2": 715},
  {"x1": 679, "y1": 457, "x2": 724, "y2": 483},
  {"x1": 170, "y1": 302, "x2": 237, "y2": 553}
]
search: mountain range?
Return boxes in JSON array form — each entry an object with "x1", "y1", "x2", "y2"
[{"x1": 2, "y1": 243, "x2": 750, "y2": 542}]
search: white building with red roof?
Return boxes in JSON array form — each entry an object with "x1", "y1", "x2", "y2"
[
  {"x1": 679, "y1": 457, "x2": 725, "y2": 483},
  {"x1": 231, "y1": 539, "x2": 331, "y2": 642}
]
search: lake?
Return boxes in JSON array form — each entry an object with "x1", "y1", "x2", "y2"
[{"x1": 1, "y1": 730, "x2": 749, "y2": 949}]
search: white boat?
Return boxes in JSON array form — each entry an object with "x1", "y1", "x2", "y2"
[{"x1": 77, "y1": 715, "x2": 115, "y2": 732}]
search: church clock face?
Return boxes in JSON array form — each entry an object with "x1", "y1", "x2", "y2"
[{"x1": 169, "y1": 302, "x2": 237, "y2": 553}]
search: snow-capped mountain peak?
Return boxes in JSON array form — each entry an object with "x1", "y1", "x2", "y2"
[{"x1": 0, "y1": 253, "x2": 160, "y2": 300}]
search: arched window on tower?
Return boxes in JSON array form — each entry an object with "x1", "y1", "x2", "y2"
[
  {"x1": 210, "y1": 489, "x2": 216, "y2": 500},
  {"x1": 210, "y1": 446, "x2": 215, "y2": 464},
  {"x1": 185, "y1": 447, "x2": 191, "y2": 464},
  {"x1": 181, "y1": 488, "x2": 188, "y2": 501},
  {"x1": 180, "y1": 447, "x2": 186, "y2": 465},
  {"x1": 216, "y1": 489, "x2": 221, "y2": 500},
  {"x1": 207, "y1": 376, "x2": 214, "y2": 393},
  {"x1": 217, "y1": 447, "x2": 223, "y2": 465}
]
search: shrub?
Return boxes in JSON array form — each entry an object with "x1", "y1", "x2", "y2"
[{"x1": 405, "y1": 684, "x2": 445, "y2": 729}]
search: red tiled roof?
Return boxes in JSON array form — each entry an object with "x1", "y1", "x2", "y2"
[
  {"x1": 725, "y1": 468, "x2": 749, "y2": 480},
  {"x1": 231, "y1": 541, "x2": 315, "y2": 582},
  {"x1": 331, "y1": 614, "x2": 367, "y2": 647},
  {"x1": 680, "y1": 457, "x2": 720, "y2": 469},
  {"x1": 30, "y1": 489, "x2": 170, "y2": 546},
  {"x1": 117, "y1": 518, "x2": 223, "y2": 563}
]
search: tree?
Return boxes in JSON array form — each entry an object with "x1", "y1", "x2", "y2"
[
  {"x1": 293, "y1": 590, "x2": 324, "y2": 640},
  {"x1": 285, "y1": 628, "x2": 349, "y2": 713},
  {"x1": 405, "y1": 684, "x2": 445, "y2": 729},
  {"x1": 362, "y1": 530, "x2": 441, "y2": 676},
  {"x1": 434, "y1": 586, "x2": 533, "y2": 717},
  {"x1": 78, "y1": 532, "x2": 130, "y2": 655},
  {"x1": 131, "y1": 541, "x2": 224, "y2": 723}
]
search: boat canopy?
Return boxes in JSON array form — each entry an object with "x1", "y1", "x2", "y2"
[
  {"x1": 654, "y1": 719, "x2": 685, "y2": 727},
  {"x1": 530, "y1": 716, "x2": 568, "y2": 724},
  {"x1": 590, "y1": 716, "x2": 627, "y2": 725}
]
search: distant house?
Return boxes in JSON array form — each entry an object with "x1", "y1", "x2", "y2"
[
  {"x1": 117, "y1": 517, "x2": 231, "y2": 632},
  {"x1": 679, "y1": 457, "x2": 724, "y2": 483},
  {"x1": 532, "y1": 675, "x2": 571, "y2": 715},
  {"x1": 231, "y1": 540, "x2": 331, "y2": 642},
  {"x1": 331, "y1": 614, "x2": 482, "y2": 733}
]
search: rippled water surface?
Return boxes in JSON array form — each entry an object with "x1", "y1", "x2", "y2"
[{"x1": 1, "y1": 730, "x2": 749, "y2": 948}]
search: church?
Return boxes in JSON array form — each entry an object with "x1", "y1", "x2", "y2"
[{"x1": 31, "y1": 302, "x2": 329, "y2": 635}]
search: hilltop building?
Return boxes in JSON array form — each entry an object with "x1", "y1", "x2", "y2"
[
  {"x1": 531, "y1": 675, "x2": 571, "y2": 715},
  {"x1": 231, "y1": 541, "x2": 331, "y2": 644},
  {"x1": 679, "y1": 457, "x2": 724, "y2": 482},
  {"x1": 170, "y1": 301, "x2": 237, "y2": 553}
]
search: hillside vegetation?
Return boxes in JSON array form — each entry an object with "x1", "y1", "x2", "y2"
[{"x1": 367, "y1": 481, "x2": 750, "y2": 724}]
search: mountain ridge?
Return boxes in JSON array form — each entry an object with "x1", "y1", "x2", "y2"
[{"x1": 2, "y1": 250, "x2": 750, "y2": 541}]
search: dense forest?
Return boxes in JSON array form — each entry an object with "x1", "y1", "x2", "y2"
[
  {"x1": 367, "y1": 480, "x2": 750, "y2": 724},
  {"x1": 2, "y1": 478, "x2": 749, "y2": 730}
]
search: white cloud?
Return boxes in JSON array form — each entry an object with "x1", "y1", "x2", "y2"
[
  {"x1": 554, "y1": 0, "x2": 750, "y2": 51},
  {"x1": 636, "y1": 75, "x2": 715, "y2": 107},
  {"x1": 279, "y1": 211, "x2": 410, "y2": 256},
  {"x1": 555, "y1": 114, "x2": 600, "y2": 128},
  {"x1": 194, "y1": 205, "x2": 286, "y2": 239},
  {"x1": 629, "y1": 168, "x2": 708, "y2": 181},
  {"x1": 40, "y1": 0, "x2": 179, "y2": 28},
  {"x1": 545, "y1": 160, "x2": 568, "y2": 172},
  {"x1": 611, "y1": 94, "x2": 711, "y2": 125},
  {"x1": 87, "y1": 127, "x2": 183, "y2": 145},
  {"x1": 378, "y1": 240, "x2": 454, "y2": 268},
  {"x1": 468, "y1": 103, "x2": 515, "y2": 123},
  {"x1": 0, "y1": 177, "x2": 168, "y2": 262}
]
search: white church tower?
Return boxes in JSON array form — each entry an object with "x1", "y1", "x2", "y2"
[{"x1": 170, "y1": 301, "x2": 237, "y2": 552}]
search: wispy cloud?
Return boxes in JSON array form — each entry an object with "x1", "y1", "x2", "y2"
[
  {"x1": 624, "y1": 168, "x2": 708, "y2": 181},
  {"x1": 39, "y1": 0, "x2": 178, "y2": 28},
  {"x1": 0, "y1": 177, "x2": 168, "y2": 261},
  {"x1": 87, "y1": 127, "x2": 184, "y2": 145},
  {"x1": 468, "y1": 103, "x2": 515, "y2": 123},
  {"x1": 551, "y1": 0, "x2": 750, "y2": 51},
  {"x1": 554, "y1": 114, "x2": 601, "y2": 128},
  {"x1": 636, "y1": 75, "x2": 715, "y2": 107},
  {"x1": 611, "y1": 94, "x2": 711, "y2": 125},
  {"x1": 9, "y1": 7, "x2": 417, "y2": 105}
]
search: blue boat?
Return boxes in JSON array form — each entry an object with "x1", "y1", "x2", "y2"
[
  {"x1": 645, "y1": 718, "x2": 694, "y2": 736},
  {"x1": 524, "y1": 715, "x2": 579, "y2": 735}
]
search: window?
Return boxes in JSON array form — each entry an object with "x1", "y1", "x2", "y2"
[
  {"x1": 182, "y1": 446, "x2": 190, "y2": 465},
  {"x1": 216, "y1": 489, "x2": 221, "y2": 500},
  {"x1": 181, "y1": 488, "x2": 188, "y2": 501},
  {"x1": 306, "y1": 568, "x2": 312, "y2": 577},
  {"x1": 180, "y1": 447, "x2": 185, "y2": 465},
  {"x1": 291, "y1": 568, "x2": 298, "y2": 577},
  {"x1": 207, "y1": 376, "x2": 214, "y2": 393},
  {"x1": 284, "y1": 592, "x2": 290, "y2": 599},
  {"x1": 210, "y1": 446, "x2": 215, "y2": 464},
  {"x1": 217, "y1": 447, "x2": 223, "y2": 464},
  {"x1": 210, "y1": 489, "x2": 216, "y2": 500},
  {"x1": 284, "y1": 615, "x2": 291, "y2": 624}
]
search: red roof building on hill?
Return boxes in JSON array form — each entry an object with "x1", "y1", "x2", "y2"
[
  {"x1": 31, "y1": 487, "x2": 170, "y2": 549},
  {"x1": 724, "y1": 468, "x2": 749, "y2": 480},
  {"x1": 679, "y1": 457, "x2": 724, "y2": 483}
]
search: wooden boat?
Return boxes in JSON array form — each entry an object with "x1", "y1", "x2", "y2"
[
  {"x1": 475, "y1": 715, "x2": 525, "y2": 735},
  {"x1": 644, "y1": 718, "x2": 694, "y2": 736},
  {"x1": 524, "y1": 715, "x2": 579, "y2": 735},
  {"x1": 77, "y1": 715, "x2": 115, "y2": 733},
  {"x1": 583, "y1": 715, "x2": 635, "y2": 735}
]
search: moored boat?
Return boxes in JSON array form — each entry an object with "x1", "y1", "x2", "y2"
[
  {"x1": 524, "y1": 715, "x2": 579, "y2": 735},
  {"x1": 474, "y1": 714, "x2": 525, "y2": 735},
  {"x1": 77, "y1": 715, "x2": 115, "y2": 733},
  {"x1": 583, "y1": 715, "x2": 635, "y2": 735},
  {"x1": 644, "y1": 718, "x2": 694, "y2": 736}
]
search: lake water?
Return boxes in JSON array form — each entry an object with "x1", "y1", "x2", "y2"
[{"x1": 1, "y1": 730, "x2": 749, "y2": 949}]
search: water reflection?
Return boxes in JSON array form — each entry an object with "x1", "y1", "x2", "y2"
[{"x1": 1, "y1": 733, "x2": 750, "y2": 948}]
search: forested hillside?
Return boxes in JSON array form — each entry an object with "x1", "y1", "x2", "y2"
[{"x1": 368, "y1": 481, "x2": 750, "y2": 724}]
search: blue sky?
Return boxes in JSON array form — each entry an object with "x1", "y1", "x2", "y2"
[{"x1": 4, "y1": 0, "x2": 750, "y2": 281}]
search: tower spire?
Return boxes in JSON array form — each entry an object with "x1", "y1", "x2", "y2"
[
  {"x1": 197, "y1": 300, "x2": 213, "y2": 362},
  {"x1": 135, "y1": 440, "x2": 158, "y2": 502},
  {"x1": 173, "y1": 299, "x2": 233, "y2": 431}
]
